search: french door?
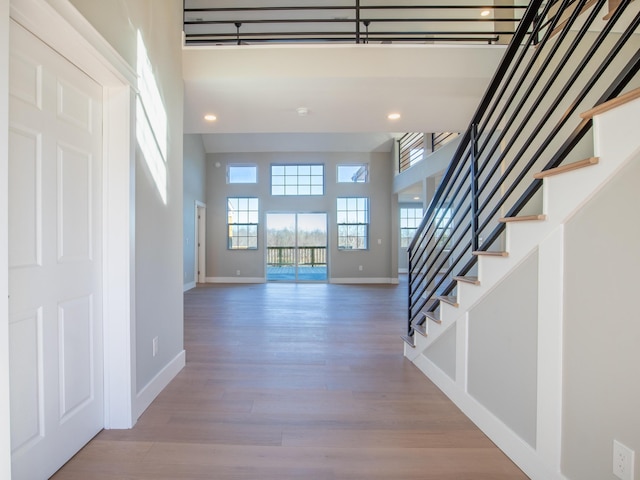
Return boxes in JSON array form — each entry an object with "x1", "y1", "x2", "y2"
[{"x1": 266, "y1": 213, "x2": 328, "y2": 282}]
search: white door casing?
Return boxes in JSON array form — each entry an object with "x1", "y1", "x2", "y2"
[
  {"x1": 196, "y1": 202, "x2": 206, "y2": 284},
  {"x1": 8, "y1": 21, "x2": 104, "y2": 479}
]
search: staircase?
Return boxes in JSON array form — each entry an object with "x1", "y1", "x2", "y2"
[
  {"x1": 406, "y1": 89, "x2": 640, "y2": 355},
  {"x1": 403, "y1": 1, "x2": 640, "y2": 478}
]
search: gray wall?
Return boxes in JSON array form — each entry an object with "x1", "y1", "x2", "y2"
[
  {"x1": 66, "y1": 0, "x2": 185, "y2": 393},
  {"x1": 206, "y1": 151, "x2": 397, "y2": 282},
  {"x1": 183, "y1": 135, "x2": 207, "y2": 287},
  {"x1": 468, "y1": 251, "x2": 539, "y2": 448},
  {"x1": 425, "y1": 325, "x2": 456, "y2": 381},
  {"x1": 562, "y1": 152, "x2": 640, "y2": 480}
]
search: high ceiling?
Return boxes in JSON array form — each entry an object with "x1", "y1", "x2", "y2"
[
  {"x1": 183, "y1": 43, "x2": 507, "y2": 153},
  {"x1": 181, "y1": 2, "x2": 520, "y2": 202}
]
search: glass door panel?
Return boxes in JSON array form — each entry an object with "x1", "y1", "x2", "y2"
[
  {"x1": 297, "y1": 213, "x2": 327, "y2": 281},
  {"x1": 266, "y1": 213, "x2": 327, "y2": 282}
]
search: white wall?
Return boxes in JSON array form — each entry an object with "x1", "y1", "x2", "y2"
[
  {"x1": 562, "y1": 151, "x2": 640, "y2": 480},
  {"x1": 0, "y1": 0, "x2": 12, "y2": 477},
  {"x1": 65, "y1": 0, "x2": 185, "y2": 407},
  {"x1": 183, "y1": 134, "x2": 207, "y2": 288},
  {"x1": 206, "y1": 151, "x2": 396, "y2": 283}
]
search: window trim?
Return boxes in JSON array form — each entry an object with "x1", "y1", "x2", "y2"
[
  {"x1": 227, "y1": 164, "x2": 258, "y2": 184},
  {"x1": 270, "y1": 163, "x2": 325, "y2": 196},
  {"x1": 400, "y1": 206, "x2": 423, "y2": 249},
  {"x1": 226, "y1": 197, "x2": 259, "y2": 250},
  {"x1": 337, "y1": 163, "x2": 369, "y2": 183},
  {"x1": 336, "y1": 196, "x2": 369, "y2": 251}
]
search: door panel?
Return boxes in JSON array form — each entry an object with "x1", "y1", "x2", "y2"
[
  {"x1": 296, "y1": 213, "x2": 327, "y2": 281},
  {"x1": 266, "y1": 213, "x2": 327, "y2": 282},
  {"x1": 8, "y1": 21, "x2": 104, "y2": 480}
]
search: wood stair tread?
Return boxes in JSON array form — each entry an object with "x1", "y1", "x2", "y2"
[
  {"x1": 499, "y1": 214, "x2": 546, "y2": 223},
  {"x1": 423, "y1": 311, "x2": 442, "y2": 324},
  {"x1": 438, "y1": 295, "x2": 459, "y2": 308},
  {"x1": 546, "y1": 0, "x2": 598, "y2": 41},
  {"x1": 412, "y1": 323, "x2": 428, "y2": 337},
  {"x1": 401, "y1": 335, "x2": 415, "y2": 348},
  {"x1": 453, "y1": 275, "x2": 480, "y2": 285},
  {"x1": 581, "y1": 87, "x2": 640, "y2": 119},
  {"x1": 602, "y1": 0, "x2": 628, "y2": 21},
  {"x1": 534, "y1": 157, "x2": 599, "y2": 179},
  {"x1": 472, "y1": 250, "x2": 508, "y2": 257}
]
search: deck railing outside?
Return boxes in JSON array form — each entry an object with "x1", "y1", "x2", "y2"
[{"x1": 267, "y1": 246, "x2": 327, "y2": 267}]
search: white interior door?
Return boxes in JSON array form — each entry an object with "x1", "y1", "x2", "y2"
[{"x1": 8, "y1": 21, "x2": 104, "y2": 479}]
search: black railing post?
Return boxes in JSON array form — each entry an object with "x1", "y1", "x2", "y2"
[
  {"x1": 407, "y1": 251, "x2": 413, "y2": 335},
  {"x1": 470, "y1": 123, "x2": 479, "y2": 251},
  {"x1": 355, "y1": 0, "x2": 361, "y2": 43},
  {"x1": 235, "y1": 22, "x2": 242, "y2": 45}
]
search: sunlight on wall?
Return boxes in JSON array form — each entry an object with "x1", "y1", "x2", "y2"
[{"x1": 136, "y1": 30, "x2": 167, "y2": 203}]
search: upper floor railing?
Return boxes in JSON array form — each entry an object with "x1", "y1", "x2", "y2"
[
  {"x1": 183, "y1": 2, "x2": 529, "y2": 46},
  {"x1": 398, "y1": 131, "x2": 460, "y2": 173},
  {"x1": 407, "y1": 0, "x2": 640, "y2": 338}
]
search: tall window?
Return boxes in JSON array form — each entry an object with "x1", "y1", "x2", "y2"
[
  {"x1": 227, "y1": 197, "x2": 259, "y2": 249},
  {"x1": 400, "y1": 207, "x2": 423, "y2": 248},
  {"x1": 337, "y1": 197, "x2": 369, "y2": 250},
  {"x1": 271, "y1": 164, "x2": 324, "y2": 195}
]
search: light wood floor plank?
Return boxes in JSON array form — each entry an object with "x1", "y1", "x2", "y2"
[{"x1": 52, "y1": 280, "x2": 527, "y2": 479}]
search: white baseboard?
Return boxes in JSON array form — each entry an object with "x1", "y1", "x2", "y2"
[
  {"x1": 183, "y1": 281, "x2": 196, "y2": 292},
  {"x1": 204, "y1": 277, "x2": 400, "y2": 285},
  {"x1": 135, "y1": 350, "x2": 185, "y2": 420},
  {"x1": 411, "y1": 354, "x2": 566, "y2": 480},
  {"x1": 330, "y1": 277, "x2": 398, "y2": 284},
  {"x1": 205, "y1": 277, "x2": 265, "y2": 284}
]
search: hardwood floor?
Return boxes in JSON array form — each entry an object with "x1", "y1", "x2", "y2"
[{"x1": 52, "y1": 279, "x2": 528, "y2": 479}]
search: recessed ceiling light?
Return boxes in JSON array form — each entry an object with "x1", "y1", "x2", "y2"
[
  {"x1": 204, "y1": 114, "x2": 217, "y2": 122},
  {"x1": 388, "y1": 113, "x2": 401, "y2": 120},
  {"x1": 480, "y1": 9, "x2": 491, "y2": 17},
  {"x1": 296, "y1": 107, "x2": 309, "y2": 116},
  {"x1": 413, "y1": 196, "x2": 420, "y2": 200}
]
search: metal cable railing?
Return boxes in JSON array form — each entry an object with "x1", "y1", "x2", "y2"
[
  {"x1": 183, "y1": 3, "x2": 529, "y2": 46},
  {"x1": 407, "y1": 0, "x2": 640, "y2": 337}
]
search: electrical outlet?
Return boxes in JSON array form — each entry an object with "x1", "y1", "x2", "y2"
[
  {"x1": 613, "y1": 440, "x2": 635, "y2": 480},
  {"x1": 152, "y1": 336, "x2": 159, "y2": 357},
  {"x1": 358, "y1": 265, "x2": 363, "y2": 271},
  {"x1": 236, "y1": 269, "x2": 241, "y2": 276}
]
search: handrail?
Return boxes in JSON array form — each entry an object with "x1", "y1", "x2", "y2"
[
  {"x1": 407, "y1": 0, "x2": 640, "y2": 337},
  {"x1": 183, "y1": 3, "x2": 528, "y2": 46}
]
